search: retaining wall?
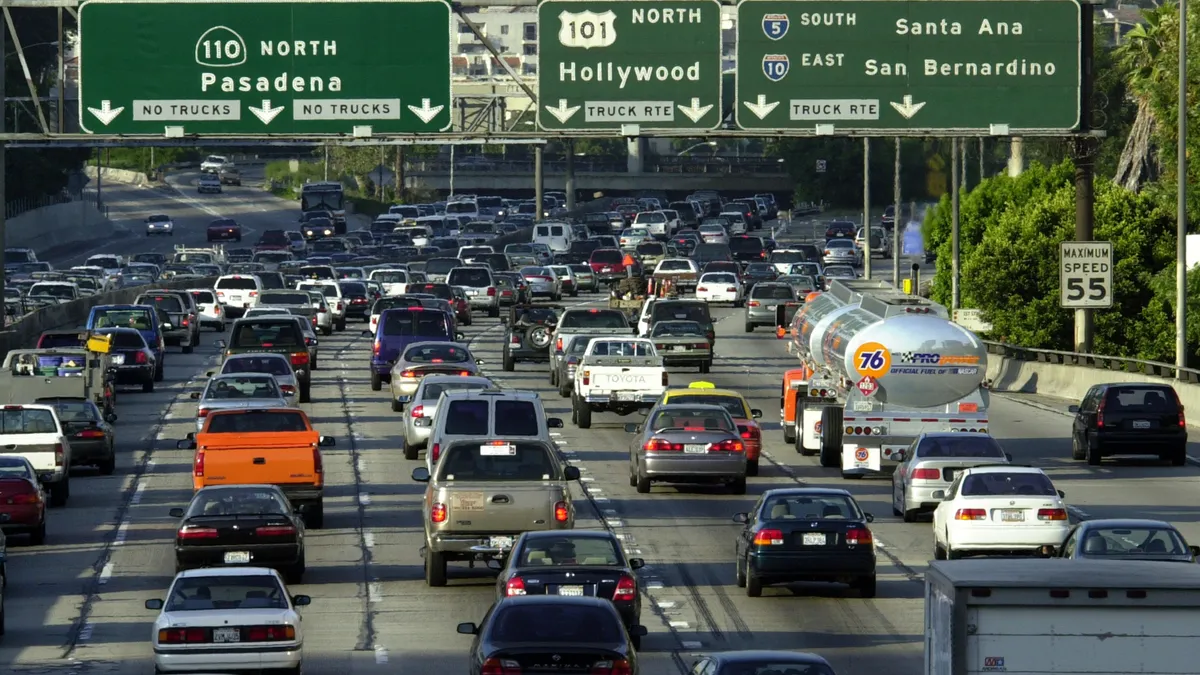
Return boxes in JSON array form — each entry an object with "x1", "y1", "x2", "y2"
[
  {"x1": 7, "y1": 200, "x2": 115, "y2": 253},
  {"x1": 83, "y1": 166, "x2": 150, "y2": 186}
]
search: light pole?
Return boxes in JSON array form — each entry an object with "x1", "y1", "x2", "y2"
[
  {"x1": 1176, "y1": 0, "x2": 1189, "y2": 377},
  {"x1": 677, "y1": 141, "x2": 717, "y2": 157}
]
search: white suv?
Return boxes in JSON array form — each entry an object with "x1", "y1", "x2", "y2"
[
  {"x1": 214, "y1": 274, "x2": 263, "y2": 318},
  {"x1": 188, "y1": 288, "x2": 226, "y2": 331},
  {"x1": 297, "y1": 280, "x2": 346, "y2": 331},
  {"x1": 200, "y1": 155, "x2": 231, "y2": 173}
]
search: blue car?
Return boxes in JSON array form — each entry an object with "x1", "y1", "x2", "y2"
[
  {"x1": 367, "y1": 306, "x2": 462, "y2": 391},
  {"x1": 87, "y1": 304, "x2": 167, "y2": 381}
]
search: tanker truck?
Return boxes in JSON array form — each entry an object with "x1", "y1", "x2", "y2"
[{"x1": 780, "y1": 279, "x2": 989, "y2": 479}]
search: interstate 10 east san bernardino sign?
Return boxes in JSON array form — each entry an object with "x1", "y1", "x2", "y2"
[{"x1": 78, "y1": 0, "x2": 453, "y2": 135}]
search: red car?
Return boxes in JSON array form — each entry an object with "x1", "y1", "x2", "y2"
[
  {"x1": 206, "y1": 218, "x2": 242, "y2": 242},
  {"x1": 449, "y1": 289, "x2": 472, "y2": 326},
  {"x1": 0, "y1": 455, "x2": 47, "y2": 544}
]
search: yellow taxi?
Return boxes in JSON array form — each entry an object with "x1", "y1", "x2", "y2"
[{"x1": 658, "y1": 382, "x2": 765, "y2": 475}]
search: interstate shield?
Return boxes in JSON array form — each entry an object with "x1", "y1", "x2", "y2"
[
  {"x1": 762, "y1": 54, "x2": 789, "y2": 82},
  {"x1": 762, "y1": 13, "x2": 789, "y2": 40}
]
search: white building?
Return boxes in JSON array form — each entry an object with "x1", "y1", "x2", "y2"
[{"x1": 452, "y1": 7, "x2": 539, "y2": 78}]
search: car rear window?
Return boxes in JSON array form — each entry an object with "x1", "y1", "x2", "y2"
[
  {"x1": 438, "y1": 441, "x2": 556, "y2": 481},
  {"x1": 490, "y1": 603, "x2": 622, "y2": 643},
  {"x1": 916, "y1": 436, "x2": 1006, "y2": 458},
  {"x1": 299, "y1": 266, "x2": 334, "y2": 280},
  {"x1": 496, "y1": 400, "x2": 539, "y2": 435},
  {"x1": 651, "y1": 302, "x2": 710, "y2": 324},
  {"x1": 222, "y1": 355, "x2": 292, "y2": 376},
  {"x1": 191, "y1": 290, "x2": 216, "y2": 303},
  {"x1": 0, "y1": 408, "x2": 58, "y2": 434},
  {"x1": 668, "y1": 394, "x2": 746, "y2": 418},
  {"x1": 960, "y1": 472, "x2": 1056, "y2": 497},
  {"x1": 166, "y1": 574, "x2": 286, "y2": 611},
  {"x1": 412, "y1": 284, "x2": 453, "y2": 300},
  {"x1": 730, "y1": 237, "x2": 764, "y2": 253},
  {"x1": 206, "y1": 376, "x2": 280, "y2": 399},
  {"x1": 260, "y1": 292, "x2": 311, "y2": 305},
  {"x1": 339, "y1": 282, "x2": 367, "y2": 295},
  {"x1": 763, "y1": 494, "x2": 860, "y2": 521},
  {"x1": 658, "y1": 260, "x2": 693, "y2": 272},
  {"x1": 636, "y1": 243, "x2": 665, "y2": 256},
  {"x1": 92, "y1": 309, "x2": 154, "y2": 330},
  {"x1": 404, "y1": 343, "x2": 470, "y2": 363},
  {"x1": 38, "y1": 333, "x2": 85, "y2": 348},
  {"x1": 216, "y1": 277, "x2": 258, "y2": 290},
  {"x1": 559, "y1": 309, "x2": 627, "y2": 329},
  {"x1": 231, "y1": 321, "x2": 302, "y2": 348},
  {"x1": 448, "y1": 268, "x2": 491, "y2": 287},
  {"x1": 382, "y1": 310, "x2": 450, "y2": 337},
  {"x1": 142, "y1": 295, "x2": 183, "y2": 312},
  {"x1": 649, "y1": 407, "x2": 733, "y2": 431},
  {"x1": 105, "y1": 331, "x2": 147, "y2": 349},
  {"x1": 1104, "y1": 386, "x2": 1179, "y2": 412},
  {"x1": 751, "y1": 285, "x2": 795, "y2": 300},
  {"x1": 372, "y1": 271, "x2": 408, "y2": 283},
  {"x1": 426, "y1": 258, "x2": 460, "y2": 275},
  {"x1": 651, "y1": 321, "x2": 706, "y2": 338},
  {"x1": 518, "y1": 536, "x2": 621, "y2": 567},
  {"x1": 422, "y1": 380, "x2": 488, "y2": 401}
]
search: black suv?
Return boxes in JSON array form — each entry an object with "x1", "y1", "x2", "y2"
[
  {"x1": 501, "y1": 304, "x2": 563, "y2": 371},
  {"x1": 1069, "y1": 383, "x2": 1188, "y2": 466}
]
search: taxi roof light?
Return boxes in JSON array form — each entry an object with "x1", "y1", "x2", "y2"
[{"x1": 688, "y1": 381, "x2": 716, "y2": 389}]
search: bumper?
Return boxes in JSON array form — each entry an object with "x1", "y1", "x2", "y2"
[
  {"x1": 662, "y1": 353, "x2": 711, "y2": 367},
  {"x1": 154, "y1": 646, "x2": 302, "y2": 672},
  {"x1": 70, "y1": 439, "x2": 110, "y2": 462},
  {"x1": 1095, "y1": 430, "x2": 1187, "y2": 451},
  {"x1": 748, "y1": 550, "x2": 876, "y2": 580},
  {"x1": 465, "y1": 295, "x2": 497, "y2": 309},
  {"x1": 390, "y1": 379, "x2": 419, "y2": 401},
  {"x1": 643, "y1": 453, "x2": 747, "y2": 479},
  {"x1": 430, "y1": 528, "x2": 569, "y2": 555},
  {"x1": 746, "y1": 309, "x2": 776, "y2": 323},
  {"x1": 344, "y1": 304, "x2": 369, "y2": 318},
  {"x1": 0, "y1": 505, "x2": 43, "y2": 530},
  {"x1": 905, "y1": 485, "x2": 950, "y2": 512},
  {"x1": 948, "y1": 524, "x2": 1071, "y2": 551},
  {"x1": 697, "y1": 291, "x2": 738, "y2": 302},
  {"x1": 112, "y1": 364, "x2": 155, "y2": 384},
  {"x1": 208, "y1": 232, "x2": 241, "y2": 241},
  {"x1": 405, "y1": 421, "x2": 431, "y2": 447},
  {"x1": 147, "y1": 227, "x2": 173, "y2": 234},
  {"x1": 39, "y1": 467, "x2": 67, "y2": 484},
  {"x1": 279, "y1": 485, "x2": 322, "y2": 505},
  {"x1": 529, "y1": 283, "x2": 556, "y2": 295},
  {"x1": 371, "y1": 361, "x2": 394, "y2": 376},
  {"x1": 823, "y1": 256, "x2": 857, "y2": 266},
  {"x1": 176, "y1": 543, "x2": 302, "y2": 570},
  {"x1": 585, "y1": 392, "x2": 661, "y2": 405},
  {"x1": 163, "y1": 330, "x2": 191, "y2": 345},
  {"x1": 508, "y1": 348, "x2": 551, "y2": 364}
]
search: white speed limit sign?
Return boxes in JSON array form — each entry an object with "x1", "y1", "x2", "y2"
[{"x1": 1060, "y1": 241, "x2": 1113, "y2": 308}]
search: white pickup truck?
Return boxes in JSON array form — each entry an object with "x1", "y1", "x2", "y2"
[
  {"x1": 0, "y1": 403, "x2": 73, "y2": 506},
  {"x1": 572, "y1": 337, "x2": 667, "y2": 429}
]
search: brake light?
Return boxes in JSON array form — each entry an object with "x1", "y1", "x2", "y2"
[
  {"x1": 244, "y1": 625, "x2": 295, "y2": 641},
  {"x1": 431, "y1": 502, "x2": 447, "y2": 523},
  {"x1": 753, "y1": 528, "x2": 785, "y2": 545},
  {"x1": 312, "y1": 316, "x2": 318, "y2": 326},
  {"x1": 9, "y1": 491, "x2": 40, "y2": 505},
  {"x1": 1097, "y1": 396, "x2": 1106, "y2": 428},
  {"x1": 290, "y1": 352, "x2": 309, "y2": 366},
  {"x1": 614, "y1": 574, "x2": 637, "y2": 600},
  {"x1": 662, "y1": 371, "x2": 669, "y2": 387},
  {"x1": 400, "y1": 370, "x2": 415, "y2": 378},
  {"x1": 54, "y1": 443, "x2": 64, "y2": 467},
  {"x1": 459, "y1": 370, "x2": 471, "y2": 376},
  {"x1": 738, "y1": 425, "x2": 761, "y2": 441},
  {"x1": 255, "y1": 525, "x2": 297, "y2": 536},
  {"x1": 194, "y1": 449, "x2": 205, "y2": 477},
  {"x1": 134, "y1": 350, "x2": 148, "y2": 364},
  {"x1": 280, "y1": 384, "x2": 296, "y2": 395},
  {"x1": 748, "y1": 301, "x2": 760, "y2": 307},
  {"x1": 505, "y1": 576, "x2": 527, "y2": 596},
  {"x1": 1037, "y1": 508, "x2": 1068, "y2": 521},
  {"x1": 556, "y1": 337, "x2": 563, "y2": 352},
  {"x1": 410, "y1": 404, "x2": 424, "y2": 419},
  {"x1": 955, "y1": 508, "x2": 987, "y2": 520},
  {"x1": 910, "y1": 468, "x2": 941, "y2": 480},
  {"x1": 76, "y1": 428, "x2": 106, "y2": 439},
  {"x1": 158, "y1": 628, "x2": 209, "y2": 644},
  {"x1": 337, "y1": 302, "x2": 344, "y2": 310},
  {"x1": 510, "y1": 334, "x2": 521, "y2": 345},
  {"x1": 487, "y1": 287, "x2": 496, "y2": 296},
  {"x1": 582, "y1": 369, "x2": 590, "y2": 386},
  {"x1": 214, "y1": 305, "x2": 221, "y2": 314},
  {"x1": 644, "y1": 438, "x2": 681, "y2": 452},
  {"x1": 313, "y1": 446, "x2": 323, "y2": 474},
  {"x1": 178, "y1": 525, "x2": 219, "y2": 539},
  {"x1": 373, "y1": 341, "x2": 381, "y2": 356},
  {"x1": 182, "y1": 316, "x2": 190, "y2": 327},
  {"x1": 554, "y1": 501, "x2": 569, "y2": 522},
  {"x1": 711, "y1": 438, "x2": 745, "y2": 452},
  {"x1": 846, "y1": 527, "x2": 873, "y2": 545},
  {"x1": 481, "y1": 658, "x2": 521, "y2": 675},
  {"x1": 431, "y1": 443, "x2": 441, "y2": 463}
]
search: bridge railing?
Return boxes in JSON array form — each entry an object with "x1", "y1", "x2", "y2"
[
  {"x1": 405, "y1": 157, "x2": 789, "y2": 175},
  {"x1": 981, "y1": 340, "x2": 1200, "y2": 385}
]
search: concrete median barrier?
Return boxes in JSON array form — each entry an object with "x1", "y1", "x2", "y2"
[
  {"x1": 83, "y1": 165, "x2": 150, "y2": 186},
  {"x1": 6, "y1": 200, "x2": 116, "y2": 255}
]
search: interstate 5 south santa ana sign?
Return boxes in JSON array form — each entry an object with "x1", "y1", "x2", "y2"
[
  {"x1": 537, "y1": 0, "x2": 723, "y2": 131},
  {"x1": 735, "y1": 0, "x2": 1081, "y2": 132},
  {"x1": 78, "y1": 0, "x2": 452, "y2": 135}
]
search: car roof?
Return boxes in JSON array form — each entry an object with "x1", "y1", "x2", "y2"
[
  {"x1": 655, "y1": 403, "x2": 731, "y2": 414},
  {"x1": 495, "y1": 595, "x2": 613, "y2": 609},
  {"x1": 962, "y1": 465, "x2": 1046, "y2": 475},
  {"x1": 176, "y1": 566, "x2": 280, "y2": 579},
  {"x1": 761, "y1": 486, "x2": 854, "y2": 500},
  {"x1": 195, "y1": 483, "x2": 283, "y2": 494},
  {"x1": 226, "y1": 351, "x2": 290, "y2": 361},
  {"x1": 919, "y1": 432, "x2": 994, "y2": 440},
  {"x1": 711, "y1": 651, "x2": 831, "y2": 665},
  {"x1": 1078, "y1": 518, "x2": 1178, "y2": 530},
  {"x1": 522, "y1": 529, "x2": 616, "y2": 542},
  {"x1": 663, "y1": 387, "x2": 747, "y2": 402},
  {"x1": 439, "y1": 388, "x2": 540, "y2": 402}
]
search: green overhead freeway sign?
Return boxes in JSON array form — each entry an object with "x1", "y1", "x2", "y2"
[
  {"x1": 78, "y1": 0, "x2": 452, "y2": 135},
  {"x1": 735, "y1": 0, "x2": 1081, "y2": 133},
  {"x1": 537, "y1": 0, "x2": 723, "y2": 131}
]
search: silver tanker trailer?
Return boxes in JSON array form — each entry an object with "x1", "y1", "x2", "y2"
[{"x1": 783, "y1": 279, "x2": 990, "y2": 479}]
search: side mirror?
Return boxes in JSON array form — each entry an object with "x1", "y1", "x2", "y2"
[
  {"x1": 564, "y1": 466, "x2": 581, "y2": 481},
  {"x1": 319, "y1": 436, "x2": 336, "y2": 447},
  {"x1": 624, "y1": 423, "x2": 640, "y2": 433},
  {"x1": 630, "y1": 558, "x2": 645, "y2": 570},
  {"x1": 1037, "y1": 545, "x2": 1056, "y2": 558},
  {"x1": 414, "y1": 418, "x2": 433, "y2": 428},
  {"x1": 931, "y1": 490, "x2": 946, "y2": 500},
  {"x1": 292, "y1": 595, "x2": 312, "y2": 606},
  {"x1": 204, "y1": 370, "x2": 216, "y2": 377},
  {"x1": 732, "y1": 512, "x2": 749, "y2": 524},
  {"x1": 751, "y1": 409, "x2": 763, "y2": 419},
  {"x1": 637, "y1": 408, "x2": 649, "y2": 417},
  {"x1": 40, "y1": 472, "x2": 55, "y2": 483},
  {"x1": 412, "y1": 467, "x2": 431, "y2": 482},
  {"x1": 1189, "y1": 545, "x2": 1200, "y2": 557},
  {"x1": 169, "y1": 507, "x2": 185, "y2": 518},
  {"x1": 311, "y1": 338, "x2": 319, "y2": 346},
  {"x1": 475, "y1": 358, "x2": 485, "y2": 365},
  {"x1": 547, "y1": 418, "x2": 564, "y2": 428},
  {"x1": 456, "y1": 622, "x2": 478, "y2": 635},
  {"x1": 189, "y1": 392, "x2": 201, "y2": 400},
  {"x1": 1068, "y1": 404, "x2": 1080, "y2": 413},
  {"x1": 485, "y1": 559, "x2": 503, "y2": 571},
  {"x1": 1005, "y1": 452, "x2": 1013, "y2": 462},
  {"x1": 864, "y1": 512, "x2": 875, "y2": 523},
  {"x1": 105, "y1": 413, "x2": 119, "y2": 423},
  {"x1": 177, "y1": 440, "x2": 196, "y2": 450},
  {"x1": 1057, "y1": 489, "x2": 1066, "y2": 498},
  {"x1": 361, "y1": 330, "x2": 373, "y2": 337},
  {"x1": 145, "y1": 599, "x2": 164, "y2": 610},
  {"x1": 633, "y1": 625, "x2": 649, "y2": 637},
  {"x1": 162, "y1": 323, "x2": 174, "y2": 331},
  {"x1": 214, "y1": 340, "x2": 227, "y2": 349},
  {"x1": 455, "y1": 332, "x2": 466, "y2": 341}
]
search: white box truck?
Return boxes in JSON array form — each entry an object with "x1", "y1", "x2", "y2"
[{"x1": 925, "y1": 558, "x2": 1200, "y2": 675}]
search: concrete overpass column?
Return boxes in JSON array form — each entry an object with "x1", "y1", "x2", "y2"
[
  {"x1": 565, "y1": 141, "x2": 576, "y2": 211},
  {"x1": 534, "y1": 146, "x2": 544, "y2": 221},
  {"x1": 626, "y1": 137, "x2": 644, "y2": 174}
]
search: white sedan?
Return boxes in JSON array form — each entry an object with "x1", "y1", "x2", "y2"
[
  {"x1": 932, "y1": 466, "x2": 1070, "y2": 560},
  {"x1": 695, "y1": 272, "x2": 743, "y2": 306},
  {"x1": 146, "y1": 567, "x2": 310, "y2": 674}
]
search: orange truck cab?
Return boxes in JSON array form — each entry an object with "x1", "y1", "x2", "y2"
[
  {"x1": 181, "y1": 408, "x2": 335, "y2": 528},
  {"x1": 780, "y1": 368, "x2": 812, "y2": 444}
]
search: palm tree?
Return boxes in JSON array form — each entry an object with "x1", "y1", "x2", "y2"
[{"x1": 1112, "y1": 5, "x2": 1173, "y2": 191}]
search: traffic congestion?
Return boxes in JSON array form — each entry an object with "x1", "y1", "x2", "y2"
[{"x1": 1, "y1": 173, "x2": 1199, "y2": 675}]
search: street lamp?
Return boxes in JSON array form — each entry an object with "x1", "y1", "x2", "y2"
[{"x1": 677, "y1": 140, "x2": 717, "y2": 157}]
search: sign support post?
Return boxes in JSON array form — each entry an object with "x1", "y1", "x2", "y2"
[
  {"x1": 951, "y1": 137, "x2": 960, "y2": 311},
  {"x1": 862, "y1": 137, "x2": 871, "y2": 280},
  {"x1": 0, "y1": 20, "x2": 6, "y2": 320},
  {"x1": 893, "y1": 138, "x2": 901, "y2": 287},
  {"x1": 534, "y1": 146, "x2": 544, "y2": 222},
  {"x1": 1074, "y1": 2, "x2": 1096, "y2": 353}
]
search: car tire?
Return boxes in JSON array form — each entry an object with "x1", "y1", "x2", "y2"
[
  {"x1": 425, "y1": 549, "x2": 448, "y2": 587},
  {"x1": 635, "y1": 473, "x2": 651, "y2": 494},
  {"x1": 857, "y1": 575, "x2": 877, "y2": 599},
  {"x1": 1171, "y1": 444, "x2": 1187, "y2": 466},
  {"x1": 299, "y1": 385, "x2": 311, "y2": 403},
  {"x1": 30, "y1": 520, "x2": 46, "y2": 546},
  {"x1": 311, "y1": 357, "x2": 319, "y2": 371},
  {"x1": 699, "y1": 361, "x2": 711, "y2": 374},
  {"x1": 745, "y1": 568, "x2": 763, "y2": 598},
  {"x1": 502, "y1": 352, "x2": 515, "y2": 372},
  {"x1": 371, "y1": 373, "x2": 382, "y2": 391},
  {"x1": 143, "y1": 379, "x2": 155, "y2": 393},
  {"x1": 574, "y1": 397, "x2": 592, "y2": 429},
  {"x1": 182, "y1": 343, "x2": 194, "y2": 354},
  {"x1": 903, "y1": 508, "x2": 919, "y2": 524},
  {"x1": 1070, "y1": 434, "x2": 1085, "y2": 461},
  {"x1": 550, "y1": 369, "x2": 558, "y2": 386},
  {"x1": 735, "y1": 557, "x2": 747, "y2": 588},
  {"x1": 154, "y1": 364, "x2": 164, "y2": 382},
  {"x1": 628, "y1": 468, "x2": 637, "y2": 487},
  {"x1": 305, "y1": 502, "x2": 324, "y2": 529},
  {"x1": 50, "y1": 479, "x2": 69, "y2": 508},
  {"x1": 488, "y1": 305, "x2": 500, "y2": 318},
  {"x1": 336, "y1": 318, "x2": 346, "y2": 331},
  {"x1": 1086, "y1": 439, "x2": 1102, "y2": 466},
  {"x1": 285, "y1": 554, "x2": 305, "y2": 586},
  {"x1": 729, "y1": 477, "x2": 747, "y2": 495},
  {"x1": 402, "y1": 436, "x2": 419, "y2": 461},
  {"x1": 745, "y1": 459, "x2": 759, "y2": 477},
  {"x1": 98, "y1": 452, "x2": 116, "y2": 476},
  {"x1": 391, "y1": 398, "x2": 403, "y2": 413},
  {"x1": 570, "y1": 290, "x2": 578, "y2": 298},
  {"x1": 558, "y1": 381, "x2": 571, "y2": 398},
  {"x1": 744, "y1": 321, "x2": 754, "y2": 333},
  {"x1": 322, "y1": 326, "x2": 332, "y2": 336}
]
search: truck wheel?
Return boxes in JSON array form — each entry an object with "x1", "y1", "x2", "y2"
[
  {"x1": 570, "y1": 289, "x2": 579, "y2": 298},
  {"x1": 50, "y1": 478, "x2": 69, "y2": 507},
  {"x1": 729, "y1": 477, "x2": 747, "y2": 494},
  {"x1": 744, "y1": 321, "x2": 754, "y2": 333},
  {"x1": 304, "y1": 502, "x2": 324, "y2": 529},
  {"x1": 502, "y1": 352, "x2": 515, "y2": 372},
  {"x1": 336, "y1": 318, "x2": 346, "y2": 331},
  {"x1": 575, "y1": 398, "x2": 592, "y2": 429},
  {"x1": 182, "y1": 343, "x2": 194, "y2": 354},
  {"x1": 841, "y1": 471, "x2": 864, "y2": 480},
  {"x1": 783, "y1": 425, "x2": 796, "y2": 445},
  {"x1": 488, "y1": 305, "x2": 500, "y2": 318},
  {"x1": 425, "y1": 549, "x2": 447, "y2": 587},
  {"x1": 298, "y1": 385, "x2": 311, "y2": 403},
  {"x1": 311, "y1": 356, "x2": 319, "y2": 370},
  {"x1": 558, "y1": 381, "x2": 571, "y2": 398},
  {"x1": 857, "y1": 575, "x2": 877, "y2": 599},
  {"x1": 322, "y1": 326, "x2": 333, "y2": 336},
  {"x1": 142, "y1": 379, "x2": 155, "y2": 393},
  {"x1": 370, "y1": 373, "x2": 383, "y2": 391},
  {"x1": 819, "y1": 406, "x2": 844, "y2": 467}
]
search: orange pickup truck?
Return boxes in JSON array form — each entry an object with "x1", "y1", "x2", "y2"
[{"x1": 179, "y1": 408, "x2": 335, "y2": 528}]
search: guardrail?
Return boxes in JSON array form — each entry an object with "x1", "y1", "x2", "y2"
[
  {"x1": 406, "y1": 158, "x2": 789, "y2": 175},
  {"x1": 6, "y1": 188, "x2": 100, "y2": 220},
  {"x1": 981, "y1": 340, "x2": 1200, "y2": 385}
]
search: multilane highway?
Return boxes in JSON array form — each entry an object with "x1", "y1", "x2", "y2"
[{"x1": 4, "y1": 182, "x2": 1199, "y2": 675}]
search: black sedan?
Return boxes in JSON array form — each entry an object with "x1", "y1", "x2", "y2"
[
  {"x1": 170, "y1": 484, "x2": 306, "y2": 583},
  {"x1": 495, "y1": 530, "x2": 645, "y2": 646},
  {"x1": 458, "y1": 596, "x2": 644, "y2": 675},
  {"x1": 741, "y1": 262, "x2": 779, "y2": 288},
  {"x1": 689, "y1": 650, "x2": 837, "y2": 675},
  {"x1": 45, "y1": 398, "x2": 117, "y2": 475},
  {"x1": 1041, "y1": 518, "x2": 1200, "y2": 562},
  {"x1": 338, "y1": 280, "x2": 372, "y2": 321},
  {"x1": 733, "y1": 487, "x2": 876, "y2": 598},
  {"x1": 95, "y1": 326, "x2": 158, "y2": 392}
]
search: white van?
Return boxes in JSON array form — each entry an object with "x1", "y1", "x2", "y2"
[
  {"x1": 369, "y1": 268, "x2": 410, "y2": 296},
  {"x1": 444, "y1": 200, "x2": 479, "y2": 221},
  {"x1": 533, "y1": 221, "x2": 574, "y2": 254}
]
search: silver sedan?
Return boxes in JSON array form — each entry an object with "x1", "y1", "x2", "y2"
[
  {"x1": 401, "y1": 374, "x2": 494, "y2": 459},
  {"x1": 519, "y1": 266, "x2": 562, "y2": 300},
  {"x1": 191, "y1": 373, "x2": 293, "y2": 431},
  {"x1": 388, "y1": 341, "x2": 484, "y2": 411},
  {"x1": 626, "y1": 403, "x2": 748, "y2": 495},
  {"x1": 214, "y1": 353, "x2": 299, "y2": 394},
  {"x1": 822, "y1": 239, "x2": 862, "y2": 267}
]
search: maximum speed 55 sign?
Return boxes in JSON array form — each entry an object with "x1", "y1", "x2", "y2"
[{"x1": 1060, "y1": 241, "x2": 1114, "y2": 309}]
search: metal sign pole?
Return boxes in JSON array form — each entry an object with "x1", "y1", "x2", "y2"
[
  {"x1": 862, "y1": 137, "x2": 871, "y2": 279},
  {"x1": 951, "y1": 137, "x2": 960, "y2": 311},
  {"x1": 1177, "y1": 0, "x2": 1189, "y2": 376}
]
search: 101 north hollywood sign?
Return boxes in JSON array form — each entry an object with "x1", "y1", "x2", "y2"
[{"x1": 78, "y1": 0, "x2": 453, "y2": 134}]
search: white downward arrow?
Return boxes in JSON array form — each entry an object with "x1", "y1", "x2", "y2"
[
  {"x1": 889, "y1": 94, "x2": 927, "y2": 119},
  {"x1": 87, "y1": 100, "x2": 125, "y2": 126},
  {"x1": 742, "y1": 95, "x2": 779, "y2": 120},
  {"x1": 544, "y1": 99, "x2": 581, "y2": 124},
  {"x1": 248, "y1": 99, "x2": 285, "y2": 125},
  {"x1": 677, "y1": 97, "x2": 714, "y2": 123},
  {"x1": 407, "y1": 98, "x2": 445, "y2": 124}
]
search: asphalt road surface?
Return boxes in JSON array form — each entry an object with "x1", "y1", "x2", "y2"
[{"x1": 6, "y1": 185, "x2": 1200, "y2": 675}]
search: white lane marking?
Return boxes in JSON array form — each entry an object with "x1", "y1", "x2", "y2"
[
  {"x1": 358, "y1": 493, "x2": 372, "y2": 506},
  {"x1": 78, "y1": 622, "x2": 94, "y2": 642},
  {"x1": 605, "y1": 519, "x2": 623, "y2": 527},
  {"x1": 155, "y1": 429, "x2": 170, "y2": 441},
  {"x1": 146, "y1": 458, "x2": 156, "y2": 472},
  {"x1": 647, "y1": 580, "x2": 665, "y2": 589},
  {"x1": 656, "y1": 600, "x2": 677, "y2": 609},
  {"x1": 681, "y1": 641, "x2": 704, "y2": 649},
  {"x1": 114, "y1": 520, "x2": 129, "y2": 546},
  {"x1": 592, "y1": 496, "x2": 610, "y2": 502},
  {"x1": 631, "y1": 549, "x2": 642, "y2": 554},
  {"x1": 550, "y1": 432, "x2": 563, "y2": 437},
  {"x1": 603, "y1": 509, "x2": 617, "y2": 516},
  {"x1": 357, "y1": 457, "x2": 368, "y2": 474},
  {"x1": 585, "y1": 485, "x2": 600, "y2": 491},
  {"x1": 669, "y1": 621, "x2": 690, "y2": 628},
  {"x1": 1068, "y1": 506, "x2": 1090, "y2": 520},
  {"x1": 363, "y1": 531, "x2": 376, "y2": 549},
  {"x1": 368, "y1": 582, "x2": 383, "y2": 603},
  {"x1": 130, "y1": 481, "x2": 147, "y2": 505},
  {"x1": 98, "y1": 563, "x2": 114, "y2": 585},
  {"x1": 375, "y1": 646, "x2": 389, "y2": 664}
]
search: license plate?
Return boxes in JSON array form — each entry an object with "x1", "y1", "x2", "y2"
[
  {"x1": 224, "y1": 551, "x2": 251, "y2": 564},
  {"x1": 1132, "y1": 420, "x2": 1151, "y2": 429},
  {"x1": 110, "y1": 354, "x2": 125, "y2": 365},
  {"x1": 213, "y1": 627, "x2": 241, "y2": 643},
  {"x1": 489, "y1": 536, "x2": 514, "y2": 550},
  {"x1": 613, "y1": 391, "x2": 638, "y2": 401},
  {"x1": 229, "y1": 295, "x2": 242, "y2": 302},
  {"x1": 671, "y1": 345, "x2": 686, "y2": 352},
  {"x1": 802, "y1": 533, "x2": 826, "y2": 546},
  {"x1": 557, "y1": 585, "x2": 585, "y2": 596},
  {"x1": 466, "y1": 289, "x2": 478, "y2": 295},
  {"x1": 1000, "y1": 509, "x2": 1025, "y2": 522},
  {"x1": 602, "y1": 267, "x2": 612, "y2": 272},
  {"x1": 684, "y1": 444, "x2": 707, "y2": 453}
]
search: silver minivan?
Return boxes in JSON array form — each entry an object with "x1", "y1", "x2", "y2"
[
  {"x1": 402, "y1": 375, "x2": 494, "y2": 460},
  {"x1": 420, "y1": 389, "x2": 564, "y2": 474}
]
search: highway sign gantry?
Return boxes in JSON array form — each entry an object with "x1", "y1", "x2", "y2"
[
  {"x1": 78, "y1": 0, "x2": 452, "y2": 135},
  {"x1": 537, "y1": 0, "x2": 723, "y2": 131},
  {"x1": 1060, "y1": 241, "x2": 1114, "y2": 309},
  {"x1": 735, "y1": 0, "x2": 1082, "y2": 133}
]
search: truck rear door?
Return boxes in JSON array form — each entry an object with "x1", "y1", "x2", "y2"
[
  {"x1": 195, "y1": 416, "x2": 320, "y2": 490},
  {"x1": 442, "y1": 483, "x2": 563, "y2": 534}
]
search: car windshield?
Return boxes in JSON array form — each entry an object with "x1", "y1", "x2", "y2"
[
  {"x1": 404, "y1": 344, "x2": 470, "y2": 364},
  {"x1": 751, "y1": 285, "x2": 795, "y2": 300},
  {"x1": 206, "y1": 376, "x2": 281, "y2": 399},
  {"x1": 142, "y1": 294, "x2": 183, "y2": 312},
  {"x1": 205, "y1": 411, "x2": 307, "y2": 433},
  {"x1": 559, "y1": 310, "x2": 627, "y2": 329},
  {"x1": 438, "y1": 441, "x2": 556, "y2": 480},
  {"x1": 298, "y1": 284, "x2": 338, "y2": 299},
  {"x1": 763, "y1": 494, "x2": 862, "y2": 520},
  {"x1": 667, "y1": 394, "x2": 746, "y2": 418},
  {"x1": 960, "y1": 472, "x2": 1057, "y2": 497},
  {"x1": 490, "y1": 604, "x2": 622, "y2": 643},
  {"x1": 221, "y1": 356, "x2": 293, "y2": 376},
  {"x1": 1081, "y1": 527, "x2": 1188, "y2": 556},
  {"x1": 916, "y1": 436, "x2": 1006, "y2": 458},
  {"x1": 0, "y1": 408, "x2": 57, "y2": 433},
  {"x1": 519, "y1": 536, "x2": 622, "y2": 567},
  {"x1": 590, "y1": 249, "x2": 622, "y2": 264},
  {"x1": 231, "y1": 321, "x2": 301, "y2": 348},
  {"x1": 166, "y1": 574, "x2": 287, "y2": 611},
  {"x1": 186, "y1": 488, "x2": 290, "y2": 517},
  {"x1": 92, "y1": 309, "x2": 154, "y2": 330},
  {"x1": 426, "y1": 258, "x2": 460, "y2": 275},
  {"x1": 651, "y1": 321, "x2": 705, "y2": 338},
  {"x1": 649, "y1": 407, "x2": 733, "y2": 431}
]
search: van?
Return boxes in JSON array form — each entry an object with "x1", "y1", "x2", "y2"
[
  {"x1": 420, "y1": 388, "x2": 564, "y2": 473},
  {"x1": 214, "y1": 274, "x2": 264, "y2": 318},
  {"x1": 369, "y1": 268, "x2": 410, "y2": 296},
  {"x1": 369, "y1": 307, "x2": 464, "y2": 390},
  {"x1": 533, "y1": 222, "x2": 574, "y2": 253},
  {"x1": 639, "y1": 298, "x2": 715, "y2": 342}
]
